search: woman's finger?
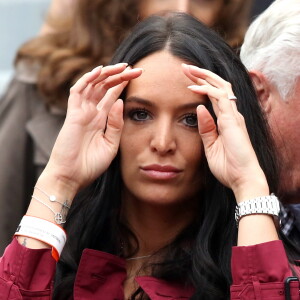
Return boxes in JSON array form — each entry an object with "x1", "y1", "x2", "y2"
[
  {"x1": 76, "y1": 63, "x2": 129, "y2": 100},
  {"x1": 182, "y1": 64, "x2": 206, "y2": 85},
  {"x1": 91, "y1": 63, "x2": 129, "y2": 86},
  {"x1": 197, "y1": 105, "x2": 218, "y2": 152},
  {"x1": 228, "y1": 95, "x2": 238, "y2": 112},
  {"x1": 81, "y1": 67, "x2": 143, "y2": 110},
  {"x1": 185, "y1": 65, "x2": 231, "y2": 89},
  {"x1": 187, "y1": 86, "x2": 219, "y2": 117},
  {"x1": 104, "y1": 99, "x2": 124, "y2": 155},
  {"x1": 184, "y1": 64, "x2": 240, "y2": 113},
  {"x1": 188, "y1": 85, "x2": 235, "y2": 117},
  {"x1": 70, "y1": 66, "x2": 103, "y2": 94},
  {"x1": 97, "y1": 81, "x2": 128, "y2": 112},
  {"x1": 95, "y1": 68, "x2": 143, "y2": 112},
  {"x1": 100, "y1": 68, "x2": 143, "y2": 90},
  {"x1": 93, "y1": 68, "x2": 143, "y2": 100},
  {"x1": 183, "y1": 63, "x2": 239, "y2": 118}
]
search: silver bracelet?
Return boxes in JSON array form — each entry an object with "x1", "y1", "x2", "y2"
[
  {"x1": 32, "y1": 195, "x2": 67, "y2": 224},
  {"x1": 34, "y1": 186, "x2": 71, "y2": 209},
  {"x1": 235, "y1": 194, "x2": 280, "y2": 225}
]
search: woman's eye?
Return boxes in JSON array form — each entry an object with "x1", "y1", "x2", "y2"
[
  {"x1": 129, "y1": 109, "x2": 151, "y2": 121},
  {"x1": 182, "y1": 114, "x2": 198, "y2": 127}
]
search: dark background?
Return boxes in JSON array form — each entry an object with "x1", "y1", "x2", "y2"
[{"x1": 251, "y1": 0, "x2": 274, "y2": 20}]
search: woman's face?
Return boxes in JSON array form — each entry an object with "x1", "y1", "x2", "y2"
[
  {"x1": 120, "y1": 51, "x2": 206, "y2": 206},
  {"x1": 139, "y1": 0, "x2": 224, "y2": 27}
]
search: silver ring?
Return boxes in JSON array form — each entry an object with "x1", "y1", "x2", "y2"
[{"x1": 228, "y1": 95, "x2": 237, "y2": 101}]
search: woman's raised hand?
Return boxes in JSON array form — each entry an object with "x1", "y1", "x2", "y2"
[
  {"x1": 182, "y1": 64, "x2": 269, "y2": 203},
  {"x1": 44, "y1": 63, "x2": 143, "y2": 192}
]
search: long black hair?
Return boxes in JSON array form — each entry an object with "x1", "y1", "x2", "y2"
[{"x1": 53, "y1": 13, "x2": 294, "y2": 299}]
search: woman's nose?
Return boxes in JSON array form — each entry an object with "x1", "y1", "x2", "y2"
[{"x1": 149, "y1": 121, "x2": 176, "y2": 155}]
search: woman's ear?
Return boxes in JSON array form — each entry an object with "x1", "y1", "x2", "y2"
[{"x1": 249, "y1": 70, "x2": 272, "y2": 114}]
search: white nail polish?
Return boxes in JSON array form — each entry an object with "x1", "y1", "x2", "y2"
[
  {"x1": 134, "y1": 68, "x2": 144, "y2": 72},
  {"x1": 115, "y1": 62, "x2": 128, "y2": 67},
  {"x1": 91, "y1": 65, "x2": 102, "y2": 73},
  {"x1": 188, "y1": 85, "x2": 201, "y2": 90}
]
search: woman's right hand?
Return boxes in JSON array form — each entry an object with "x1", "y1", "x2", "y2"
[
  {"x1": 19, "y1": 64, "x2": 142, "y2": 250},
  {"x1": 43, "y1": 63, "x2": 143, "y2": 192}
]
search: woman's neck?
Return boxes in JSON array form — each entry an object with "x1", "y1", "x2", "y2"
[{"x1": 121, "y1": 194, "x2": 197, "y2": 256}]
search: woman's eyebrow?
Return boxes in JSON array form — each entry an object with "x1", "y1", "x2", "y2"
[
  {"x1": 179, "y1": 102, "x2": 205, "y2": 110},
  {"x1": 125, "y1": 96, "x2": 205, "y2": 109},
  {"x1": 125, "y1": 96, "x2": 154, "y2": 107}
]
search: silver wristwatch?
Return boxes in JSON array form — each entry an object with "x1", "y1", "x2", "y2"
[{"x1": 235, "y1": 194, "x2": 280, "y2": 224}]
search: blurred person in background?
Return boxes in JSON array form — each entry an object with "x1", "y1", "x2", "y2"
[
  {"x1": 240, "y1": 0, "x2": 300, "y2": 245},
  {"x1": 139, "y1": 0, "x2": 253, "y2": 49},
  {"x1": 0, "y1": 0, "x2": 253, "y2": 253}
]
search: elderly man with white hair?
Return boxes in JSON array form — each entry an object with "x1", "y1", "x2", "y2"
[{"x1": 240, "y1": 0, "x2": 300, "y2": 245}]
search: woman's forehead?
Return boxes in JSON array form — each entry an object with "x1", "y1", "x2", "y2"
[
  {"x1": 131, "y1": 51, "x2": 191, "y2": 82},
  {"x1": 126, "y1": 51, "x2": 206, "y2": 107},
  {"x1": 130, "y1": 52, "x2": 189, "y2": 86}
]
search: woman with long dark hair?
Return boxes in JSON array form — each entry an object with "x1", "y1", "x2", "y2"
[{"x1": 0, "y1": 13, "x2": 299, "y2": 299}]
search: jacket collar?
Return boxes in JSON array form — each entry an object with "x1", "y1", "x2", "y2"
[
  {"x1": 74, "y1": 248, "x2": 195, "y2": 299},
  {"x1": 136, "y1": 276, "x2": 194, "y2": 299}
]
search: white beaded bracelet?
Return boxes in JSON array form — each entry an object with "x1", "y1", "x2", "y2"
[{"x1": 14, "y1": 215, "x2": 67, "y2": 261}]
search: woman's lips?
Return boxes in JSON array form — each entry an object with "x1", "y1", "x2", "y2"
[{"x1": 140, "y1": 164, "x2": 182, "y2": 180}]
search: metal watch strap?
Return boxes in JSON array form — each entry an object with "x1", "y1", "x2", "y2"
[{"x1": 235, "y1": 194, "x2": 280, "y2": 224}]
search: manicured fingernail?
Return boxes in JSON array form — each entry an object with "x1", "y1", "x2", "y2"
[
  {"x1": 189, "y1": 65, "x2": 201, "y2": 72},
  {"x1": 188, "y1": 85, "x2": 202, "y2": 90},
  {"x1": 91, "y1": 65, "x2": 103, "y2": 73},
  {"x1": 196, "y1": 104, "x2": 205, "y2": 111},
  {"x1": 124, "y1": 67, "x2": 143, "y2": 73},
  {"x1": 182, "y1": 63, "x2": 198, "y2": 70},
  {"x1": 115, "y1": 62, "x2": 128, "y2": 68},
  {"x1": 133, "y1": 68, "x2": 144, "y2": 72}
]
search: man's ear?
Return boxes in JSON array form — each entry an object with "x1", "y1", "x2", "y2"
[{"x1": 249, "y1": 70, "x2": 272, "y2": 114}]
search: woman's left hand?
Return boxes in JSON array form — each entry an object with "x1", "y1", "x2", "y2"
[{"x1": 182, "y1": 64, "x2": 269, "y2": 203}]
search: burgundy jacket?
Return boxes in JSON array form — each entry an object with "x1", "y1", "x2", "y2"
[{"x1": 0, "y1": 238, "x2": 299, "y2": 299}]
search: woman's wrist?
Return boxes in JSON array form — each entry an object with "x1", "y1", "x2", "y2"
[
  {"x1": 237, "y1": 214, "x2": 279, "y2": 246},
  {"x1": 15, "y1": 216, "x2": 67, "y2": 260},
  {"x1": 26, "y1": 168, "x2": 78, "y2": 224},
  {"x1": 233, "y1": 172, "x2": 280, "y2": 246},
  {"x1": 16, "y1": 170, "x2": 75, "y2": 252},
  {"x1": 38, "y1": 166, "x2": 80, "y2": 198},
  {"x1": 232, "y1": 170, "x2": 270, "y2": 204}
]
